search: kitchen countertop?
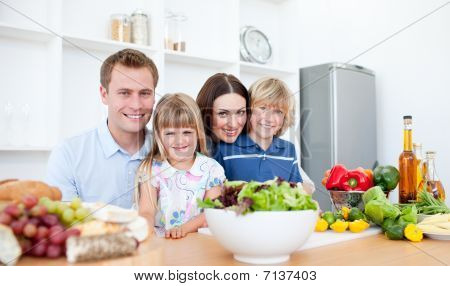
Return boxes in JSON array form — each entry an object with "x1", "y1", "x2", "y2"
[{"x1": 17, "y1": 232, "x2": 450, "y2": 266}]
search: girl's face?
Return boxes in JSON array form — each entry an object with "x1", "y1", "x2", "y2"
[
  {"x1": 160, "y1": 127, "x2": 198, "y2": 165},
  {"x1": 211, "y1": 93, "x2": 247, "y2": 143},
  {"x1": 249, "y1": 104, "x2": 285, "y2": 140}
]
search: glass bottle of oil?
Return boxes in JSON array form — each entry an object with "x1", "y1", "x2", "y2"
[
  {"x1": 413, "y1": 143, "x2": 425, "y2": 191},
  {"x1": 423, "y1": 151, "x2": 446, "y2": 200},
  {"x1": 399, "y1": 116, "x2": 417, "y2": 203}
]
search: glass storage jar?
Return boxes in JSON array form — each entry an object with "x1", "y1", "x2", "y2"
[
  {"x1": 164, "y1": 11, "x2": 187, "y2": 52},
  {"x1": 110, "y1": 14, "x2": 131, "y2": 42},
  {"x1": 131, "y1": 10, "x2": 149, "y2": 45}
]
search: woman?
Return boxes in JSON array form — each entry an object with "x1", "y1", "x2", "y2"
[
  {"x1": 196, "y1": 73, "x2": 249, "y2": 155},
  {"x1": 196, "y1": 73, "x2": 315, "y2": 194}
]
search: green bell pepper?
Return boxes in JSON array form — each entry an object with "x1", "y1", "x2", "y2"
[
  {"x1": 385, "y1": 224, "x2": 404, "y2": 240},
  {"x1": 373, "y1": 165, "x2": 400, "y2": 193}
]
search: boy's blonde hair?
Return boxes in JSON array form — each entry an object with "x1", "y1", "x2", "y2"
[
  {"x1": 134, "y1": 93, "x2": 208, "y2": 208},
  {"x1": 248, "y1": 77, "x2": 295, "y2": 136}
]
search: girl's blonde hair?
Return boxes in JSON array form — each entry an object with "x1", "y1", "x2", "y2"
[
  {"x1": 134, "y1": 93, "x2": 208, "y2": 208},
  {"x1": 248, "y1": 77, "x2": 295, "y2": 136}
]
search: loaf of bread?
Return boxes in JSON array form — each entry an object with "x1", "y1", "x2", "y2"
[{"x1": 0, "y1": 180, "x2": 62, "y2": 202}]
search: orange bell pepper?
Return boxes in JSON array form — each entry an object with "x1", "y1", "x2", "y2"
[
  {"x1": 357, "y1": 167, "x2": 373, "y2": 184},
  {"x1": 321, "y1": 169, "x2": 331, "y2": 187}
]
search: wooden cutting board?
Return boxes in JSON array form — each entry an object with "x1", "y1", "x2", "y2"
[{"x1": 198, "y1": 226, "x2": 382, "y2": 251}]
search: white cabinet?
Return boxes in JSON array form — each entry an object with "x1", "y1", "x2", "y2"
[{"x1": 0, "y1": 0, "x2": 300, "y2": 155}]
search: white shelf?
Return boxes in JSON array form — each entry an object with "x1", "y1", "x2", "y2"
[
  {"x1": 0, "y1": 146, "x2": 53, "y2": 152},
  {"x1": 0, "y1": 22, "x2": 53, "y2": 43},
  {"x1": 239, "y1": 61, "x2": 297, "y2": 77},
  {"x1": 261, "y1": 0, "x2": 291, "y2": 3},
  {"x1": 164, "y1": 50, "x2": 236, "y2": 69},
  {"x1": 62, "y1": 35, "x2": 158, "y2": 54},
  {"x1": 0, "y1": 0, "x2": 301, "y2": 180}
]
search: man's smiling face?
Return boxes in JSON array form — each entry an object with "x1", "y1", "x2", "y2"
[{"x1": 101, "y1": 63, "x2": 155, "y2": 135}]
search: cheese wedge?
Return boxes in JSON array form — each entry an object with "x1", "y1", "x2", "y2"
[
  {"x1": 85, "y1": 203, "x2": 138, "y2": 223},
  {"x1": 125, "y1": 216, "x2": 148, "y2": 242},
  {"x1": 75, "y1": 220, "x2": 125, "y2": 237},
  {"x1": 0, "y1": 225, "x2": 22, "y2": 266}
]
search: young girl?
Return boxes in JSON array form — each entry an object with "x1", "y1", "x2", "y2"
[{"x1": 135, "y1": 93, "x2": 225, "y2": 239}]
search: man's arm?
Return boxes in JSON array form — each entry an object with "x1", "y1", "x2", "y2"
[{"x1": 46, "y1": 144, "x2": 79, "y2": 201}]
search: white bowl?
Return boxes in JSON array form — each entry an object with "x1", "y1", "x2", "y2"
[{"x1": 205, "y1": 208, "x2": 318, "y2": 264}]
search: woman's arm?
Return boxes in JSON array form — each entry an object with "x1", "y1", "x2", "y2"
[{"x1": 138, "y1": 182, "x2": 157, "y2": 235}]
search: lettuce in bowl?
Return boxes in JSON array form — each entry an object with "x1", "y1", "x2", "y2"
[{"x1": 198, "y1": 177, "x2": 318, "y2": 214}]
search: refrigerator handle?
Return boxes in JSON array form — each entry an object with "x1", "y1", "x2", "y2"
[{"x1": 372, "y1": 160, "x2": 379, "y2": 170}]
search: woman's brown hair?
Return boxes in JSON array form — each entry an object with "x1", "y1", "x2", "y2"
[{"x1": 196, "y1": 73, "x2": 250, "y2": 142}]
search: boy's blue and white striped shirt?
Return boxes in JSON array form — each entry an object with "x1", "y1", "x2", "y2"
[{"x1": 214, "y1": 133, "x2": 303, "y2": 183}]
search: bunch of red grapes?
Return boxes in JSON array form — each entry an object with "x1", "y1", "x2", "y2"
[{"x1": 0, "y1": 195, "x2": 81, "y2": 258}]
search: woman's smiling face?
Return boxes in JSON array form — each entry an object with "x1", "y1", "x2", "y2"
[{"x1": 211, "y1": 93, "x2": 247, "y2": 143}]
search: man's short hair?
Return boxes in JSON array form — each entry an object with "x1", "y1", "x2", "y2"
[{"x1": 100, "y1": 49, "x2": 159, "y2": 92}]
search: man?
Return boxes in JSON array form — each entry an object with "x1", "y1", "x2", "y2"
[{"x1": 46, "y1": 49, "x2": 158, "y2": 208}]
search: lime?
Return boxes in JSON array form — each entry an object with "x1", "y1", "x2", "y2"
[
  {"x1": 348, "y1": 208, "x2": 364, "y2": 221},
  {"x1": 322, "y1": 211, "x2": 336, "y2": 226}
]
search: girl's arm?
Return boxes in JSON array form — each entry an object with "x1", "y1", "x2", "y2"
[
  {"x1": 166, "y1": 186, "x2": 222, "y2": 239},
  {"x1": 138, "y1": 181, "x2": 157, "y2": 235},
  {"x1": 166, "y1": 213, "x2": 206, "y2": 239},
  {"x1": 205, "y1": 185, "x2": 222, "y2": 200}
]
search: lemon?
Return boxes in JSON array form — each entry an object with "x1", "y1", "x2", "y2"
[
  {"x1": 315, "y1": 218, "x2": 329, "y2": 232},
  {"x1": 349, "y1": 219, "x2": 370, "y2": 233},
  {"x1": 330, "y1": 220, "x2": 349, "y2": 233}
]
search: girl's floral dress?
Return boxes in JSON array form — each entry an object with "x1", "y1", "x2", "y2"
[{"x1": 150, "y1": 153, "x2": 225, "y2": 232}]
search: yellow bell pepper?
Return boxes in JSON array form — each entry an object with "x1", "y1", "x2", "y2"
[
  {"x1": 315, "y1": 218, "x2": 328, "y2": 232},
  {"x1": 341, "y1": 207, "x2": 350, "y2": 220},
  {"x1": 404, "y1": 224, "x2": 423, "y2": 242},
  {"x1": 349, "y1": 219, "x2": 370, "y2": 233},
  {"x1": 330, "y1": 220, "x2": 349, "y2": 233}
]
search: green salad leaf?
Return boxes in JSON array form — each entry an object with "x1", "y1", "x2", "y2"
[
  {"x1": 199, "y1": 177, "x2": 318, "y2": 215},
  {"x1": 197, "y1": 197, "x2": 224, "y2": 209}
]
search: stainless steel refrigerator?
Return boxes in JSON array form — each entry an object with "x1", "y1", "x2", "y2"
[{"x1": 300, "y1": 63, "x2": 377, "y2": 211}]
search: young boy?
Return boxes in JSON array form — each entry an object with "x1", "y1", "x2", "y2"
[{"x1": 215, "y1": 77, "x2": 303, "y2": 183}]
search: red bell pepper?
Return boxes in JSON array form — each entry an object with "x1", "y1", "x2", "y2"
[
  {"x1": 339, "y1": 170, "x2": 373, "y2": 191},
  {"x1": 325, "y1": 164, "x2": 348, "y2": 190}
]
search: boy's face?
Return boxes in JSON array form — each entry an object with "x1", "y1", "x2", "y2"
[
  {"x1": 100, "y1": 64, "x2": 155, "y2": 135},
  {"x1": 249, "y1": 104, "x2": 285, "y2": 140},
  {"x1": 160, "y1": 127, "x2": 198, "y2": 165}
]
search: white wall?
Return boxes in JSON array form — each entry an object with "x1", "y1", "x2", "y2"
[
  {"x1": 296, "y1": 0, "x2": 450, "y2": 204},
  {"x1": 2, "y1": 0, "x2": 449, "y2": 204}
]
